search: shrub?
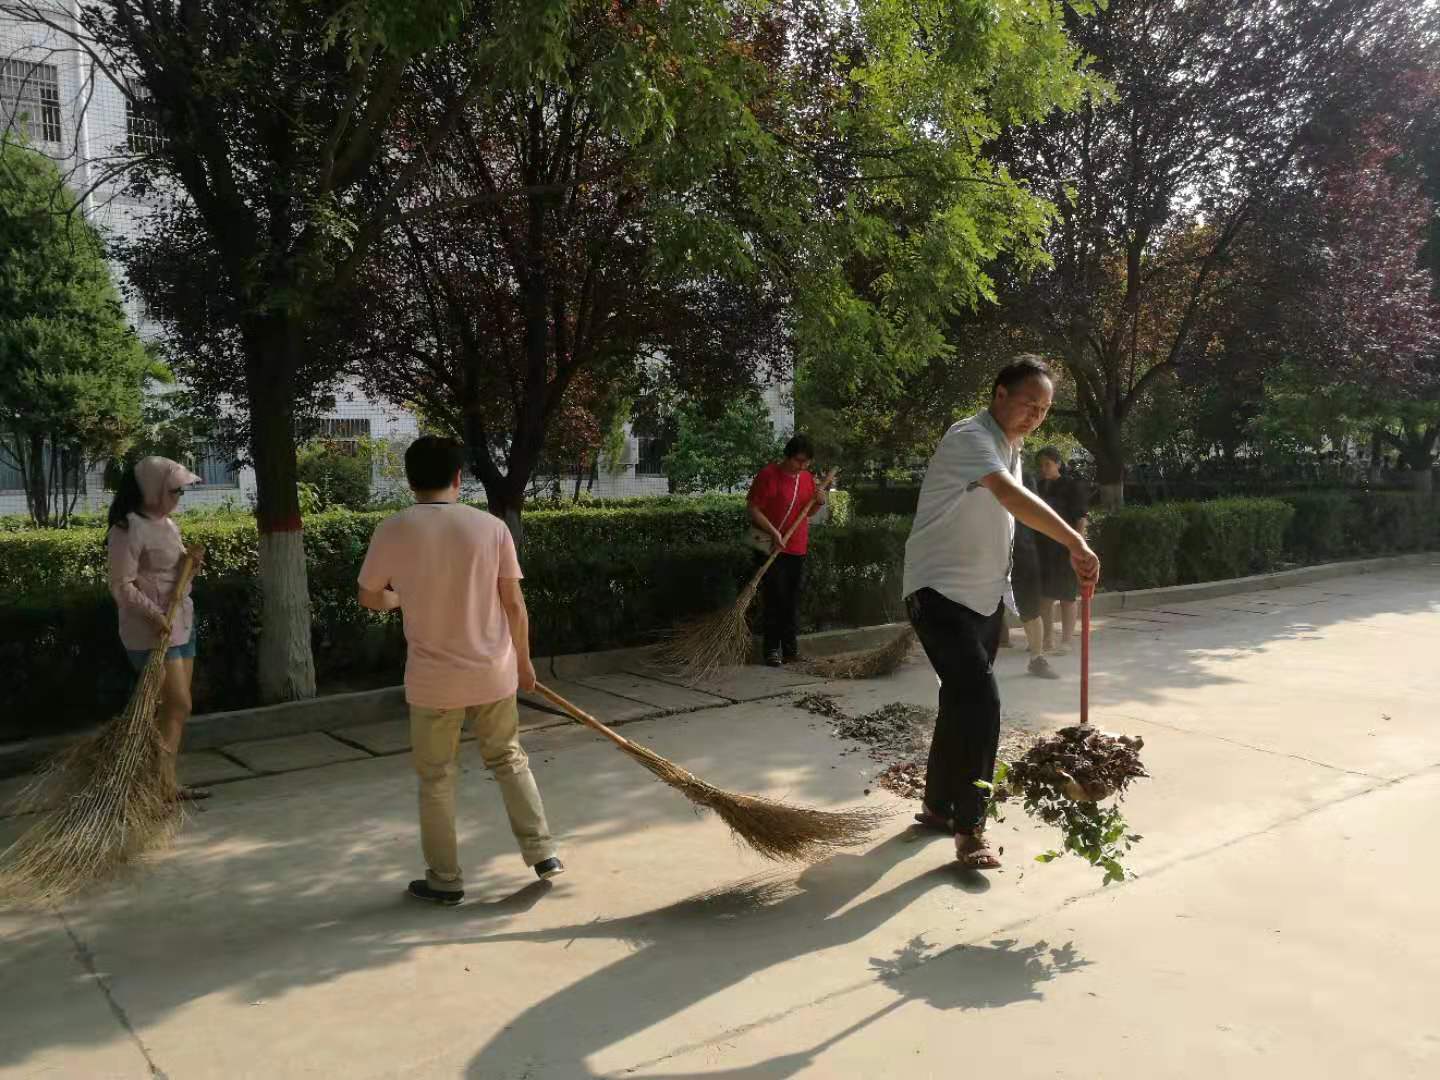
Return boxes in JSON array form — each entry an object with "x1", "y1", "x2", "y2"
[
  {"x1": 1351, "y1": 491, "x2": 1439, "y2": 552},
  {"x1": 0, "y1": 503, "x2": 873, "y2": 737},
  {"x1": 1281, "y1": 491, "x2": 1359, "y2": 562},
  {"x1": 850, "y1": 485, "x2": 921, "y2": 518},
  {"x1": 1173, "y1": 498, "x2": 1294, "y2": 583},
  {"x1": 296, "y1": 440, "x2": 373, "y2": 510},
  {"x1": 1090, "y1": 504, "x2": 1188, "y2": 590}
]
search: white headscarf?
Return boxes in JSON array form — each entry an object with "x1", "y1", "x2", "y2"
[{"x1": 134, "y1": 456, "x2": 202, "y2": 505}]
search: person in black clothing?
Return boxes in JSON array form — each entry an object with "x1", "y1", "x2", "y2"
[
  {"x1": 1011, "y1": 482, "x2": 1061, "y2": 680},
  {"x1": 1033, "y1": 447, "x2": 1091, "y2": 654}
]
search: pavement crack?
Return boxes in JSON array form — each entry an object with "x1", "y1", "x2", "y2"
[{"x1": 58, "y1": 911, "x2": 169, "y2": 1079}]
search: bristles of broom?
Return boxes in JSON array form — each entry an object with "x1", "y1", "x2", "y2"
[
  {"x1": 0, "y1": 647, "x2": 182, "y2": 907},
  {"x1": 652, "y1": 579, "x2": 758, "y2": 685},
  {"x1": 803, "y1": 626, "x2": 917, "y2": 680},
  {"x1": 536, "y1": 683, "x2": 887, "y2": 861},
  {"x1": 0, "y1": 553, "x2": 196, "y2": 908}
]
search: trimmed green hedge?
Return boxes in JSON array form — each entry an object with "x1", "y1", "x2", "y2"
[
  {"x1": 2, "y1": 490, "x2": 1434, "y2": 740},
  {"x1": 1094, "y1": 491, "x2": 1437, "y2": 592},
  {"x1": 0, "y1": 501, "x2": 892, "y2": 739},
  {"x1": 1174, "y1": 498, "x2": 1294, "y2": 583},
  {"x1": 1090, "y1": 504, "x2": 1188, "y2": 591}
]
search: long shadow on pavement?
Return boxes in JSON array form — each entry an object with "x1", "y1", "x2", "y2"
[{"x1": 455, "y1": 832, "x2": 1090, "y2": 1078}]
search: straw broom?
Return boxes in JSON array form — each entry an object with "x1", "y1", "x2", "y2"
[
  {"x1": 656, "y1": 468, "x2": 838, "y2": 685},
  {"x1": 0, "y1": 552, "x2": 198, "y2": 907},
  {"x1": 802, "y1": 626, "x2": 918, "y2": 680},
  {"x1": 535, "y1": 683, "x2": 887, "y2": 861}
]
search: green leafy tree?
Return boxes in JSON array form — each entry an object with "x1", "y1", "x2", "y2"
[
  {"x1": 663, "y1": 395, "x2": 782, "y2": 495},
  {"x1": 7, "y1": 0, "x2": 483, "y2": 700},
  {"x1": 348, "y1": 0, "x2": 1100, "y2": 535},
  {"x1": 990, "y1": 0, "x2": 1433, "y2": 506},
  {"x1": 0, "y1": 135, "x2": 158, "y2": 527}
]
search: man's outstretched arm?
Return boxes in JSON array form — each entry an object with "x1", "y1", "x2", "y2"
[{"x1": 980, "y1": 470, "x2": 1101, "y2": 588}]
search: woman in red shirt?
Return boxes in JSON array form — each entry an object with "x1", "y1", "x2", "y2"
[{"x1": 747, "y1": 435, "x2": 827, "y2": 666}]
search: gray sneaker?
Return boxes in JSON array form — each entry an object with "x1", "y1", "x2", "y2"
[{"x1": 1027, "y1": 656, "x2": 1061, "y2": 680}]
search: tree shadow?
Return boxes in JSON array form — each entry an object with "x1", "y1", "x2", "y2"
[
  {"x1": 619, "y1": 936, "x2": 1088, "y2": 1079},
  {"x1": 455, "y1": 834, "x2": 1087, "y2": 1078}
]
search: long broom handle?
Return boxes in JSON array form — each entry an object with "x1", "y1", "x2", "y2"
[
  {"x1": 533, "y1": 682, "x2": 640, "y2": 753},
  {"x1": 154, "y1": 550, "x2": 201, "y2": 649},
  {"x1": 1080, "y1": 583, "x2": 1092, "y2": 727},
  {"x1": 748, "y1": 467, "x2": 839, "y2": 585}
]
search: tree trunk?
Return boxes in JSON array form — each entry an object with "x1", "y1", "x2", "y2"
[
  {"x1": 26, "y1": 432, "x2": 50, "y2": 528},
  {"x1": 485, "y1": 483, "x2": 525, "y2": 549},
  {"x1": 247, "y1": 322, "x2": 316, "y2": 703}
]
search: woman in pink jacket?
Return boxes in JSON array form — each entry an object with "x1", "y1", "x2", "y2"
[{"x1": 106, "y1": 456, "x2": 208, "y2": 799}]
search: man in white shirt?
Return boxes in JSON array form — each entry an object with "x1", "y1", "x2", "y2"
[{"x1": 903, "y1": 356, "x2": 1101, "y2": 870}]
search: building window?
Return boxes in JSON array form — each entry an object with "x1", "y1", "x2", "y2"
[
  {"x1": 314, "y1": 418, "x2": 372, "y2": 443},
  {"x1": 1, "y1": 59, "x2": 63, "y2": 146},
  {"x1": 636, "y1": 436, "x2": 668, "y2": 476},
  {"x1": 193, "y1": 444, "x2": 238, "y2": 487},
  {"x1": 125, "y1": 83, "x2": 163, "y2": 154}
]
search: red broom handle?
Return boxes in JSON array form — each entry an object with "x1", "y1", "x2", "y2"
[
  {"x1": 748, "y1": 467, "x2": 838, "y2": 585},
  {"x1": 1080, "y1": 584, "x2": 1092, "y2": 726}
]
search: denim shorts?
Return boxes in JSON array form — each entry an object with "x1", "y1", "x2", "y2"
[{"x1": 127, "y1": 633, "x2": 197, "y2": 673}]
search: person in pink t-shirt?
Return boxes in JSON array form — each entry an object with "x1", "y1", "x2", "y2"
[
  {"x1": 359, "y1": 436, "x2": 561, "y2": 905},
  {"x1": 106, "y1": 456, "x2": 207, "y2": 800}
]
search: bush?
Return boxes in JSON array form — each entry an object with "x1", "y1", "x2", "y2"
[
  {"x1": 850, "y1": 485, "x2": 921, "y2": 518},
  {"x1": 296, "y1": 440, "x2": 373, "y2": 510},
  {"x1": 1173, "y1": 498, "x2": 1294, "y2": 583},
  {"x1": 1280, "y1": 491, "x2": 1360, "y2": 562},
  {"x1": 1091, "y1": 504, "x2": 1188, "y2": 590},
  {"x1": 0, "y1": 512, "x2": 897, "y2": 738},
  {"x1": 802, "y1": 515, "x2": 909, "y2": 627},
  {"x1": 1351, "y1": 491, "x2": 1439, "y2": 553}
]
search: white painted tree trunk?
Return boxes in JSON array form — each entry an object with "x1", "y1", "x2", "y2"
[
  {"x1": 1098, "y1": 481, "x2": 1125, "y2": 510},
  {"x1": 257, "y1": 529, "x2": 316, "y2": 702}
]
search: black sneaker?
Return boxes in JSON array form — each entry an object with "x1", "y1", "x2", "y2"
[
  {"x1": 534, "y1": 857, "x2": 565, "y2": 881},
  {"x1": 407, "y1": 879, "x2": 464, "y2": 906},
  {"x1": 764, "y1": 652, "x2": 784, "y2": 668}
]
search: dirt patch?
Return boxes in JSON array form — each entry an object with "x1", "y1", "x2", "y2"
[{"x1": 795, "y1": 692, "x2": 1040, "y2": 800}]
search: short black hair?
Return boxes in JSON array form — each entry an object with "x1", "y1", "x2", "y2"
[
  {"x1": 405, "y1": 436, "x2": 465, "y2": 492},
  {"x1": 783, "y1": 434, "x2": 814, "y2": 459},
  {"x1": 992, "y1": 354, "x2": 1053, "y2": 396},
  {"x1": 1037, "y1": 445, "x2": 1064, "y2": 465}
]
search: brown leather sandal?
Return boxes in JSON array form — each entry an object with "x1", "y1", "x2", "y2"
[{"x1": 955, "y1": 833, "x2": 1002, "y2": 870}]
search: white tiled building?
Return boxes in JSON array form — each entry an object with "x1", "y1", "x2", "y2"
[{"x1": 1, "y1": 7, "x2": 794, "y2": 518}]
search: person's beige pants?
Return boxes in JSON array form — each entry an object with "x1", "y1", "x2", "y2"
[{"x1": 410, "y1": 695, "x2": 555, "y2": 890}]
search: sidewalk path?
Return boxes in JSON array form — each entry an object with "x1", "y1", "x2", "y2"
[{"x1": 2, "y1": 563, "x2": 1437, "y2": 1079}]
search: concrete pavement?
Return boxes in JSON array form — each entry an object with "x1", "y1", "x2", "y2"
[{"x1": 1, "y1": 562, "x2": 1437, "y2": 1079}]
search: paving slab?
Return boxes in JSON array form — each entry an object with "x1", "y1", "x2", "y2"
[
  {"x1": 523, "y1": 678, "x2": 658, "y2": 723},
  {"x1": 220, "y1": 731, "x2": 371, "y2": 773},
  {"x1": 575, "y1": 672, "x2": 729, "y2": 712},
  {"x1": 333, "y1": 719, "x2": 412, "y2": 756},
  {"x1": 637, "y1": 662, "x2": 826, "y2": 701},
  {"x1": 177, "y1": 750, "x2": 254, "y2": 786}
]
